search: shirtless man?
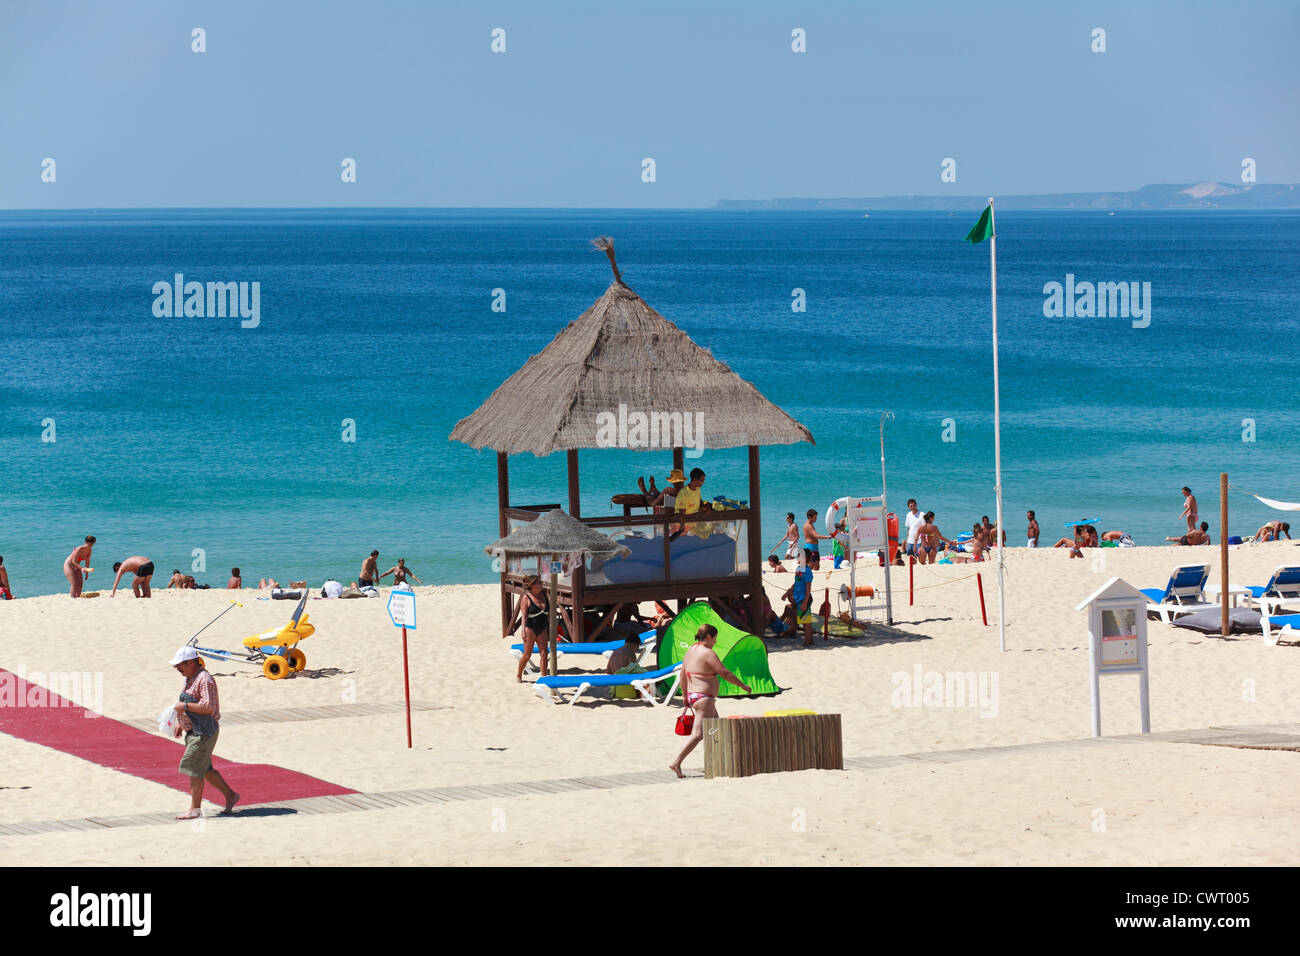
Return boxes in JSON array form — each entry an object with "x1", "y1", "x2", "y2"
[
  {"x1": 1026, "y1": 511, "x2": 1040, "y2": 548},
  {"x1": 167, "y1": 569, "x2": 186, "y2": 589},
  {"x1": 1181, "y1": 487, "x2": 1198, "y2": 532},
  {"x1": 668, "y1": 624, "x2": 751, "y2": 778},
  {"x1": 1167, "y1": 522, "x2": 1211, "y2": 546},
  {"x1": 63, "y1": 535, "x2": 95, "y2": 598},
  {"x1": 380, "y1": 558, "x2": 423, "y2": 587},
  {"x1": 770, "y1": 512, "x2": 799, "y2": 560},
  {"x1": 110, "y1": 556, "x2": 154, "y2": 598},
  {"x1": 916, "y1": 512, "x2": 953, "y2": 565},
  {"x1": 801, "y1": 509, "x2": 833, "y2": 570},
  {"x1": 359, "y1": 550, "x2": 380, "y2": 587},
  {"x1": 1101, "y1": 530, "x2": 1126, "y2": 542}
]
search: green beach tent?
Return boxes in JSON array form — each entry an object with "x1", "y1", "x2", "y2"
[{"x1": 657, "y1": 602, "x2": 780, "y2": 698}]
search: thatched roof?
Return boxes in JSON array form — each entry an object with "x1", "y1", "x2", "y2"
[
  {"x1": 485, "y1": 509, "x2": 630, "y2": 558},
  {"x1": 450, "y1": 276, "x2": 814, "y2": 457}
]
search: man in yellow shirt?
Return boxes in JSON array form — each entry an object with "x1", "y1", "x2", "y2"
[{"x1": 673, "y1": 468, "x2": 707, "y2": 537}]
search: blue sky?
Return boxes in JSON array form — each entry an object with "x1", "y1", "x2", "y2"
[{"x1": 2, "y1": 0, "x2": 1296, "y2": 207}]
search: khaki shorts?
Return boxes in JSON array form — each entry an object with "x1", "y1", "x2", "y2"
[{"x1": 179, "y1": 730, "x2": 219, "y2": 777}]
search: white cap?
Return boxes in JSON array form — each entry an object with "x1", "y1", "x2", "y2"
[{"x1": 169, "y1": 646, "x2": 200, "y2": 666}]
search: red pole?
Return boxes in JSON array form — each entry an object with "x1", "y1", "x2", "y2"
[
  {"x1": 976, "y1": 573, "x2": 988, "y2": 626},
  {"x1": 908, "y1": 555, "x2": 914, "y2": 606},
  {"x1": 402, "y1": 624, "x2": 412, "y2": 748}
]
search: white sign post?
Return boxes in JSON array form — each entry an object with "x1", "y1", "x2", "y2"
[
  {"x1": 387, "y1": 587, "x2": 416, "y2": 748},
  {"x1": 1076, "y1": 577, "x2": 1150, "y2": 737},
  {"x1": 847, "y1": 496, "x2": 893, "y2": 625}
]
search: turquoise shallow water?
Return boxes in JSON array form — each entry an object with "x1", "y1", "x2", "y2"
[{"x1": 1, "y1": 208, "x2": 1297, "y2": 596}]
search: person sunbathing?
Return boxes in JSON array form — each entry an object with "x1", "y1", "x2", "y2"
[
  {"x1": 1167, "y1": 522, "x2": 1211, "y2": 545},
  {"x1": 1101, "y1": 530, "x2": 1126, "y2": 542},
  {"x1": 258, "y1": 577, "x2": 281, "y2": 589},
  {"x1": 1053, "y1": 528, "x2": 1085, "y2": 557},
  {"x1": 766, "y1": 554, "x2": 788, "y2": 573},
  {"x1": 1255, "y1": 521, "x2": 1292, "y2": 542},
  {"x1": 945, "y1": 527, "x2": 984, "y2": 564},
  {"x1": 167, "y1": 569, "x2": 186, "y2": 588}
]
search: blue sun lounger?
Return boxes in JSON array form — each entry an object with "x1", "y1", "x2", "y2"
[
  {"x1": 510, "y1": 629, "x2": 655, "y2": 674},
  {"x1": 1140, "y1": 564, "x2": 1213, "y2": 623},
  {"x1": 1245, "y1": 567, "x2": 1300, "y2": 645},
  {"x1": 533, "y1": 663, "x2": 682, "y2": 706},
  {"x1": 1262, "y1": 613, "x2": 1300, "y2": 646},
  {"x1": 1243, "y1": 566, "x2": 1300, "y2": 608}
]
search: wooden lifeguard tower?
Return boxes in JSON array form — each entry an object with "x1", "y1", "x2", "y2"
[{"x1": 449, "y1": 240, "x2": 814, "y2": 642}]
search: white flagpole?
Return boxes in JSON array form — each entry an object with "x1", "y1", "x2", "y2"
[{"x1": 988, "y1": 197, "x2": 1006, "y2": 652}]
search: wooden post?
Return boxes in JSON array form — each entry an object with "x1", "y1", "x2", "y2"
[
  {"x1": 548, "y1": 551, "x2": 560, "y2": 675},
  {"x1": 498, "y1": 452, "x2": 511, "y2": 637},
  {"x1": 567, "y1": 450, "x2": 585, "y2": 644},
  {"x1": 747, "y1": 445, "x2": 764, "y2": 635},
  {"x1": 1221, "y1": 472, "x2": 1230, "y2": 637},
  {"x1": 567, "y1": 450, "x2": 581, "y2": 517}
]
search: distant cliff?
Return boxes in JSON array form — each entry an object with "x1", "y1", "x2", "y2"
[{"x1": 713, "y1": 182, "x2": 1300, "y2": 211}]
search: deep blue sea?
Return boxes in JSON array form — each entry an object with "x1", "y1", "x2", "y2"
[{"x1": 1, "y1": 209, "x2": 1297, "y2": 596}]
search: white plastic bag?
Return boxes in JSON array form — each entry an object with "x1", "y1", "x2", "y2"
[{"x1": 158, "y1": 705, "x2": 178, "y2": 735}]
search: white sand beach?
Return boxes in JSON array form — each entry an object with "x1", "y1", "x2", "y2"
[{"x1": 2, "y1": 542, "x2": 1298, "y2": 866}]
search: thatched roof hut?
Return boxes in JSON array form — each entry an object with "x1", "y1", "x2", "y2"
[
  {"x1": 450, "y1": 274, "x2": 814, "y2": 456},
  {"x1": 484, "y1": 509, "x2": 629, "y2": 559},
  {"x1": 452, "y1": 239, "x2": 813, "y2": 644}
]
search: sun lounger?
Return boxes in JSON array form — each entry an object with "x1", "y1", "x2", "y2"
[
  {"x1": 510, "y1": 628, "x2": 655, "y2": 674},
  {"x1": 1262, "y1": 612, "x2": 1300, "y2": 646},
  {"x1": 533, "y1": 663, "x2": 682, "y2": 706},
  {"x1": 1243, "y1": 566, "x2": 1300, "y2": 609},
  {"x1": 1140, "y1": 564, "x2": 1213, "y2": 623}
]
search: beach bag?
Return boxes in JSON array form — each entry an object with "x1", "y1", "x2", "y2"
[{"x1": 674, "y1": 707, "x2": 695, "y2": 736}]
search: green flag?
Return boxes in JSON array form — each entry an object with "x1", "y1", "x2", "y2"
[{"x1": 965, "y1": 204, "x2": 993, "y2": 244}]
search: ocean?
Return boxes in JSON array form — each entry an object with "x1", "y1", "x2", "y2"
[{"x1": 1, "y1": 208, "x2": 1297, "y2": 597}]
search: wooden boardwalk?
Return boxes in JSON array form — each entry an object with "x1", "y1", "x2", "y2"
[{"x1": 4, "y1": 722, "x2": 1297, "y2": 839}]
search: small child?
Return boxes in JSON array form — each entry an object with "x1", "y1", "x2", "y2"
[
  {"x1": 766, "y1": 554, "x2": 787, "y2": 573},
  {"x1": 227, "y1": 568, "x2": 241, "y2": 589}
]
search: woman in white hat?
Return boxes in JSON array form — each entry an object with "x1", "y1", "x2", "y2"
[{"x1": 168, "y1": 646, "x2": 239, "y2": 820}]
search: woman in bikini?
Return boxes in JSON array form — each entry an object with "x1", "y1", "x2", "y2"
[
  {"x1": 510, "y1": 575, "x2": 552, "y2": 682},
  {"x1": 64, "y1": 535, "x2": 95, "y2": 598},
  {"x1": 668, "y1": 624, "x2": 751, "y2": 778}
]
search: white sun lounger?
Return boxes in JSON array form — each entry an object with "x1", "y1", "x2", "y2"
[
  {"x1": 1140, "y1": 565, "x2": 1213, "y2": 623},
  {"x1": 533, "y1": 663, "x2": 682, "y2": 707},
  {"x1": 1262, "y1": 613, "x2": 1300, "y2": 646}
]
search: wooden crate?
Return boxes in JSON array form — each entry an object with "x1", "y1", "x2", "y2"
[{"x1": 701, "y1": 714, "x2": 843, "y2": 778}]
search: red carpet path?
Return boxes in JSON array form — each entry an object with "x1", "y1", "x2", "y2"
[{"x1": 0, "y1": 668, "x2": 358, "y2": 805}]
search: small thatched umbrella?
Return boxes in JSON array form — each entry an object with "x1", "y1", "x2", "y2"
[{"x1": 485, "y1": 510, "x2": 630, "y2": 674}]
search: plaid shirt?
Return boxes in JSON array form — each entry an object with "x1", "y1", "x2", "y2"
[{"x1": 179, "y1": 668, "x2": 220, "y2": 733}]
